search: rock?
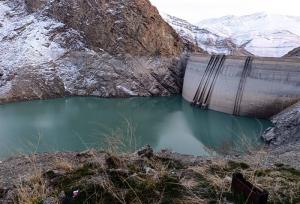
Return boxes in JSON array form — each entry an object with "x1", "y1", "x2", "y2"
[
  {"x1": 59, "y1": 191, "x2": 66, "y2": 200},
  {"x1": 262, "y1": 127, "x2": 276, "y2": 143},
  {"x1": 43, "y1": 197, "x2": 58, "y2": 204},
  {"x1": 44, "y1": 170, "x2": 66, "y2": 185},
  {"x1": 144, "y1": 166, "x2": 156, "y2": 174},
  {"x1": 136, "y1": 144, "x2": 154, "y2": 158},
  {"x1": 76, "y1": 149, "x2": 97, "y2": 158},
  {"x1": 284, "y1": 47, "x2": 300, "y2": 58},
  {"x1": 262, "y1": 101, "x2": 300, "y2": 146},
  {"x1": 0, "y1": 188, "x2": 9, "y2": 199}
]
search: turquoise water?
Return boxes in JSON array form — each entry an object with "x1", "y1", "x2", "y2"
[{"x1": 0, "y1": 96, "x2": 271, "y2": 159}]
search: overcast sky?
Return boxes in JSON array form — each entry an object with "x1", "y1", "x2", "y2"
[{"x1": 150, "y1": 0, "x2": 300, "y2": 23}]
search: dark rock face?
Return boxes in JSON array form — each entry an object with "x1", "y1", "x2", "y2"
[
  {"x1": 0, "y1": 65, "x2": 65, "y2": 104},
  {"x1": 25, "y1": 0, "x2": 185, "y2": 57},
  {"x1": 284, "y1": 47, "x2": 300, "y2": 58},
  {"x1": 262, "y1": 101, "x2": 300, "y2": 146},
  {"x1": 26, "y1": 0, "x2": 184, "y2": 56},
  {"x1": 0, "y1": 0, "x2": 197, "y2": 104}
]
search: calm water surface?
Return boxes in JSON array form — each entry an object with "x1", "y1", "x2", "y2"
[{"x1": 0, "y1": 96, "x2": 272, "y2": 159}]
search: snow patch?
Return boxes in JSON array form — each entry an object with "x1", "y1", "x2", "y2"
[
  {"x1": 0, "y1": 0, "x2": 90, "y2": 95},
  {"x1": 163, "y1": 13, "x2": 235, "y2": 55},
  {"x1": 0, "y1": 2, "x2": 66, "y2": 69}
]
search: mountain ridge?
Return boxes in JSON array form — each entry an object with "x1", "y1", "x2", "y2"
[
  {"x1": 197, "y1": 12, "x2": 300, "y2": 57},
  {"x1": 162, "y1": 12, "x2": 300, "y2": 57},
  {"x1": 162, "y1": 13, "x2": 251, "y2": 56}
]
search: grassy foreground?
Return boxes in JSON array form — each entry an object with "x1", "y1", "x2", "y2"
[{"x1": 1, "y1": 146, "x2": 299, "y2": 204}]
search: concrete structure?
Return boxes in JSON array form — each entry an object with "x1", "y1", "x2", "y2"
[{"x1": 182, "y1": 54, "x2": 300, "y2": 118}]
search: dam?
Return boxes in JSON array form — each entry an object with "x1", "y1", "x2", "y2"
[{"x1": 182, "y1": 55, "x2": 300, "y2": 118}]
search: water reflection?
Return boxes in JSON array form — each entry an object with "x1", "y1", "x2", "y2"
[{"x1": 0, "y1": 96, "x2": 271, "y2": 159}]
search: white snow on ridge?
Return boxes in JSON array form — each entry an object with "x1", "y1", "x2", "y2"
[
  {"x1": 197, "y1": 12, "x2": 300, "y2": 57},
  {"x1": 162, "y1": 13, "x2": 237, "y2": 55}
]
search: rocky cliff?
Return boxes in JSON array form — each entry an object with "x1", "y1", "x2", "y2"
[
  {"x1": 0, "y1": 0, "x2": 199, "y2": 104},
  {"x1": 261, "y1": 101, "x2": 300, "y2": 166},
  {"x1": 262, "y1": 101, "x2": 300, "y2": 146}
]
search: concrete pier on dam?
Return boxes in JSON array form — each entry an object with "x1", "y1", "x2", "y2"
[{"x1": 182, "y1": 54, "x2": 300, "y2": 118}]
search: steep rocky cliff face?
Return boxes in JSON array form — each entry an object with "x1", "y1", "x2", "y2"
[
  {"x1": 28, "y1": 0, "x2": 185, "y2": 57},
  {"x1": 0, "y1": 0, "x2": 197, "y2": 103}
]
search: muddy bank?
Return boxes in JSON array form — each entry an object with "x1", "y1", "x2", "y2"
[{"x1": 0, "y1": 146, "x2": 299, "y2": 203}]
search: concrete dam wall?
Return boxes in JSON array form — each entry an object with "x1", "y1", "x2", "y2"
[{"x1": 182, "y1": 55, "x2": 300, "y2": 118}]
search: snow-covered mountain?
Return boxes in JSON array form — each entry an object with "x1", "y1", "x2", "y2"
[
  {"x1": 197, "y1": 12, "x2": 300, "y2": 57},
  {"x1": 162, "y1": 13, "x2": 251, "y2": 56},
  {"x1": 163, "y1": 12, "x2": 300, "y2": 57}
]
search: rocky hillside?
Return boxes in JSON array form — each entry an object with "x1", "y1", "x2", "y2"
[
  {"x1": 0, "y1": 0, "x2": 198, "y2": 104},
  {"x1": 197, "y1": 12, "x2": 300, "y2": 57},
  {"x1": 261, "y1": 101, "x2": 300, "y2": 167},
  {"x1": 162, "y1": 14, "x2": 251, "y2": 56},
  {"x1": 284, "y1": 47, "x2": 300, "y2": 57},
  {"x1": 262, "y1": 101, "x2": 300, "y2": 147}
]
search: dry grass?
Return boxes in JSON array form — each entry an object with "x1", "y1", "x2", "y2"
[
  {"x1": 15, "y1": 155, "x2": 48, "y2": 204},
  {"x1": 102, "y1": 118, "x2": 138, "y2": 155},
  {"x1": 53, "y1": 157, "x2": 74, "y2": 172},
  {"x1": 190, "y1": 154, "x2": 300, "y2": 203},
  {"x1": 16, "y1": 171, "x2": 46, "y2": 204},
  {"x1": 10, "y1": 149, "x2": 300, "y2": 204}
]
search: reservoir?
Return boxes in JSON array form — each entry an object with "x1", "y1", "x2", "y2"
[{"x1": 0, "y1": 96, "x2": 271, "y2": 159}]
